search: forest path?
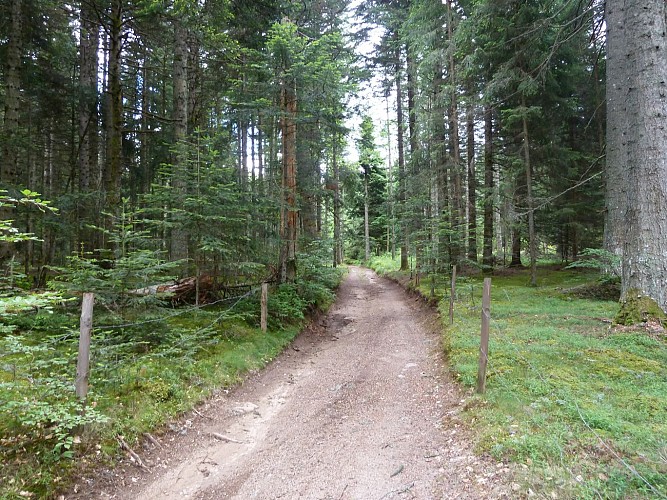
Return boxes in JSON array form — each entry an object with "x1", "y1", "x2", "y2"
[{"x1": 71, "y1": 266, "x2": 511, "y2": 499}]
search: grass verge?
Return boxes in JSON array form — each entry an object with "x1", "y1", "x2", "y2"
[
  {"x1": 0, "y1": 264, "x2": 343, "y2": 499},
  {"x1": 368, "y1": 254, "x2": 667, "y2": 499}
]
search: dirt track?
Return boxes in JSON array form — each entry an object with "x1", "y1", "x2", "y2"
[{"x1": 69, "y1": 267, "x2": 512, "y2": 499}]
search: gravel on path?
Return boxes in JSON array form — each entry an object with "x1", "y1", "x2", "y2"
[{"x1": 68, "y1": 266, "x2": 513, "y2": 499}]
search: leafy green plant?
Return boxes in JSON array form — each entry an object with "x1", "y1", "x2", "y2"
[{"x1": 0, "y1": 335, "x2": 109, "y2": 460}]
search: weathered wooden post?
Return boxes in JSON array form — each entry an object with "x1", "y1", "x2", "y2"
[
  {"x1": 76, "y1": 293, "x2": 94, "y2": 400},
  {"x1": 449, "y1": 265, "x2": 457, "y2": 325},
  {"x1": 260, "y1": 283, "x2": 268, "y2": 333},
  {"x1": 477, "y1": 278, "x2": 491, "y2": 394}
]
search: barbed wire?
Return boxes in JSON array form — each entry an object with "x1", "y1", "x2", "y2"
[{"x1": 94, "y1": 289, "x2": 259, "y2": 331}]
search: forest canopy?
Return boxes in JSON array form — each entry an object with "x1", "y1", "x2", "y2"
[{"x1": 0, "y1": 0, "x2": 665, "y2": 314}]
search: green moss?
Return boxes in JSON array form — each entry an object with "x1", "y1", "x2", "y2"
[
  {"x1": 615, "y1": 289, "x2": 667, "y2": 325},
  {"x1": 371, "y1": 260, "x2": 667, "y2": 499}
]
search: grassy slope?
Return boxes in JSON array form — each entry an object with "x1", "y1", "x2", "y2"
[{"x1": 369, "y1": 255, "x2": 667, "y2": 499}]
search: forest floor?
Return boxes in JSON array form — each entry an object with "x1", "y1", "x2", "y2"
[{"x1": 66, "y1": 266, "x2": 514, "y2": 499}]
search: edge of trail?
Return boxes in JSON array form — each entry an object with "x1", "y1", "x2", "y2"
[{"x1": 65, "y1": 266, "x2": 515, "y2": 499}]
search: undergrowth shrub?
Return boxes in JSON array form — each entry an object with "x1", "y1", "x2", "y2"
[
  {"x1": 0, "y1": 335, "x2": 109, "y2": 461},
  {"x1": 268, "y1": 283, "x2": 306, "y2": 328}
]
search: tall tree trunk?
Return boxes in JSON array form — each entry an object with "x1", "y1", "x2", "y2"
[
  {"x1": 297, "y1": 121, "x2": 319, "y2": 238},
  {"x1": 602, "y1": 0, "x2": 626, "y2": 277},
  {"x1": 433, "y1": 59, "x2": 449, "y2": 271},
  {"x1": 240, "y1": 117, "x2": 248, "y2": 190},
  {"x1": 333, "y1": 132, "x2": 341, "y2": 267},
  {"x1": 105, "y1": 0, "x2": 123, "y2": 218},
  {"x1": 607, "y1": 0, "x2": 667, "y2": 313},
  {"x1": 1, "y1": 0, "x2": 22, "y2": 186},
  {"x1": 140, "y1": 54, "x2": 150, "y2": 194},
  {"x1": 385, "y1": 93, "x2": 395, "y2": 260},
  {"x1": 78, "y1": 0, "x2": 99, "y2": 252},
  {"x1": 406, "y1": 42, "x2": 424, "y2": 275},
  {"x1": 482, "y1": 105, "x2": 494, "y2": 269},
  {"x1": 395, "y1": 46, "x2": 408, "y2": 271},
  {"x1": 171, "y1": 21, "x2": 189, "y2": 265},
  {"x1": 364, "y1": 174, "x2": 370, "y2": 261},
  {"x1": 522, "y1": 96, "x2": 537, "y2": 286},
  {"x1": 446, "y1": 0, "x2": 462, "y2": 266},
  {"x1": 279, "y1": 86, "x2": 298, "y2": 282},
  {"x1": 258, "y1": 112, "x2": 265, "y2": 197},
  {"x1": 466, "y1": 103, "x2": 477, "y2": 262}
]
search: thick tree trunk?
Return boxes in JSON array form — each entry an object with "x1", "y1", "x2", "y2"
[
  {"x1": 78, "y1": 0, "x2": 100, "y2": 252},
  {"x1": 482, "y1": 105, "x2": 494, "y2": 269},
  {"x1": 1, "y1": 0, "x2": 22, "y2": 186},
  {"x1": 171, "y1": 21, "x2": 189, "y2": 265},
  {"x1": 297, "y1": 121, "x2": 319, "y2": 238},
  {"x1": 509, "y1": 227, "x2": 522, "y2": 268},
  {"x1": 606, "y1": 0, "x2": 667, "y2": 313},
  {"x1": 406, "y1": 44, "x2": 423, "y2": 272},
  {"x1": 385, "y1": 93, "x2": 395, "y2": 260},
  {"x1": 140, "y1": 55, "x2": 151, "y2": 194},
  {"x1": 602, "y1": 0, "x2": 627, "y2": 278},
  {"x1": 279, "y1": 86, "x2": 298, "y2": 283}
]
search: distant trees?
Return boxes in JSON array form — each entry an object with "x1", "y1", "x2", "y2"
[
  {"x1": 356, "y1": 0, "x2": 605, "y2": 278},
  {"x1": 3, "y1": 0, "x2": 666, "y2": 321},
  {"x1": 350, "y1": 116, "x2": 386, "y2": 261},
  {"x1": 0, "y1": 0, "x2": 354, "y2": 286}
]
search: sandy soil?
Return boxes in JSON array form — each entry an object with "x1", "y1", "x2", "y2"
[{"x1": 68, "y1": 266, "x2": 513, "y2": 499}]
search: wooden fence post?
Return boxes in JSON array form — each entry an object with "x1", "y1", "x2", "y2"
[
  {"x1": 260, "y1": 283, "x2": 268, "y2": 333},
  {"x1": 477, "y1": 278, "x2": 491, "y2": 394},
  {"x1": 449, "y1": 265, "x2": 457, "y2": 325},
  {"x1": 76, "y1": 293, "x2": 94, "y2": 401}
]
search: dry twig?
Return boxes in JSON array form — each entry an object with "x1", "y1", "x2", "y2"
[{"x1": 211, "y1": 432, "x2": 244, "y2": 444}]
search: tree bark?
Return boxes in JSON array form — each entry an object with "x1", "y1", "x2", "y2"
[
  {"x1": 521, "y1": 96, "x2": 537, "y2": 286},
  {"x1": 602, "y1": 0, "x2": 627, "y2": 277},
  {"x1": 297, "y1": 120, "x2": 320, "y2": 238},
  {"x1": 170, "y1": 20, "x2": 189, "y2": 265},
  {"x1": 104, "y1": 0, "x2": 123, "y2": 215},
  {"x1": 482, "y1": 105, "x2": 494, "y2": 269},
  {"x1": 279, "y1": 86, "x2": 298, "y2": 283},
  {"x1": 395, "y1": 45, "x2": 409, "y2": 271},
  {"x1": 364, "y1": 174, "x2": 370, "y2": 261},
  {"x1": 406, "y1": 42, "x2": 423, "y2": 272},
  {"x1": 333, "y1": 132, "x2": 341, "y2": 267},
  {"x1": 446, "y1": 0, "x2": 462, "y2": 266},
  {"x1": 466, "y1": 103, "x2": 477, "y2": 262},
  {"x1": 606, "y1": 0, "x2": 667, "y2": 312},
  {"x1": 78, "y1": 0, "x2": 100, "y2": 252},
  {"x1": 509, "y1": 227, "x2": 522, "y2": 267},
  {"x1": 1, "y1": 0, "x2": 22, "y2": 186}
]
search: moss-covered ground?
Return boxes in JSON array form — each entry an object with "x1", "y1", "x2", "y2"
[{"x1": 369, "y1": 254, "x2": 667, "y2": 499}]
